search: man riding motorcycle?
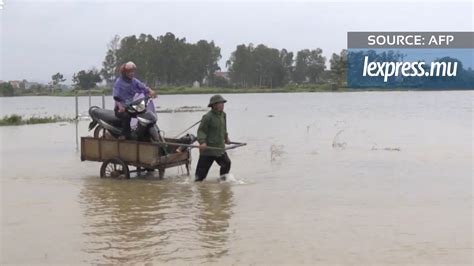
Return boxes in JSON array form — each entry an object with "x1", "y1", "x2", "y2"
[{"x1": 113, "y1": 61, "x2": 156, "y2": 140}]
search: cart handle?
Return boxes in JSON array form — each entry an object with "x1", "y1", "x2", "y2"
[{"x1": 157, "y1": 141, "x2": 247, "y2": 151}]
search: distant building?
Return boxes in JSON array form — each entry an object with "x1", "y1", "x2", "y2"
[
  {"x1": 9, "y1": 80, "x2": 22, "y2": 89},
  {"x1": 214, "y1": 71, "x2": 230, "y2": 81}
]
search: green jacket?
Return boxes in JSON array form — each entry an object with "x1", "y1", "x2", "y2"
[{"x1": 197, "y1": 109, "x2": 228, "y2": 156}]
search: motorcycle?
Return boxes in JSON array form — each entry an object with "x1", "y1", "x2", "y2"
[{"x1": 88, "y1": 93, "x2": 163, "y2": 142}]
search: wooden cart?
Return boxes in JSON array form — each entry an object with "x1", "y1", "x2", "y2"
[{"x1": 80, "y1": 137, "x2": 192, "y2": 179}]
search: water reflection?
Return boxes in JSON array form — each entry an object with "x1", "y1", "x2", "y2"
[
  {"x1": 75, "y1": 120, "x2": 79, "y2": 151},
  {"x1": 195, "y1": 183, "x2": 233, "y2": 260},
  {"x1": 79, "y1": 178, "x2": 233, "y2": 264}
]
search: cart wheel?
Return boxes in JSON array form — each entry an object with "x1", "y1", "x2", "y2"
[
  {"x1": 158, "y1": 168, "x2": 165, "y2": 179},
  {"x1": 94, "y1": 126, "x2": 113, "y2": 139},
  {"x1": 100, "y1": 158, "x2": 130, "y2": 179}
]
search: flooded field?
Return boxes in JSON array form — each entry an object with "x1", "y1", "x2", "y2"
[{"x1": 1, "y1": 91, "x2": 473, "y2": 264}]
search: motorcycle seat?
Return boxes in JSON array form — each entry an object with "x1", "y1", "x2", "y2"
[{"x1": 90, "y1": 108, "x2": 122, "y2": 125}]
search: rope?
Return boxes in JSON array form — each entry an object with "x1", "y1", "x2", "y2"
[{"x1": 173, "y1": 120, "x2": 201, "y2": 138}]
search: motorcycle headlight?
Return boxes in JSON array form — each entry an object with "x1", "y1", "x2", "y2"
[{"x1": 133, "y1": 100, "x2": 146, "y2": 112}]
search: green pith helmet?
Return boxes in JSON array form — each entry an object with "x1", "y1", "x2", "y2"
[{"x1": 208, "y1": 94, "x2": 227, "y2": 107}]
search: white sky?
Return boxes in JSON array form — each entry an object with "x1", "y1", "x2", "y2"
[{"x1": 1, "y1": 0, "x2": 473, "y2": 83}]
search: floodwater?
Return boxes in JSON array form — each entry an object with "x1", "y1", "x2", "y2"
[{"x1": 1, "y1": 91, "x2": 473, "y2": 265}]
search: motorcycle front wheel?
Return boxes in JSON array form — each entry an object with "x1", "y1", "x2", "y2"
[{"x1": 93, "y1": 125, "x2": 114, "y2": 139}]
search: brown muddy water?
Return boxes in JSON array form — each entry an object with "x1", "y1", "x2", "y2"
[{"x1": 1, "y1": 92, "x2": 473, "y2": 265}]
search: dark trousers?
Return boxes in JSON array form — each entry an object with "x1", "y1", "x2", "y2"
[
  {"x1": 195, "y1": 152, "x2": 231, "y2": 181},
  {"x1": 114, "y1": 108, "x2": 132, "y2": 139}
]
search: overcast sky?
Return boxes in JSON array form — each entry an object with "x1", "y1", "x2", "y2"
[{"x1": 1, "y1": 0, "x2": 472, "y2": 83}]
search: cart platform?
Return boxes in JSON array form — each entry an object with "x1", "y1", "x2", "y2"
[{"x1": 81, "y1": 137, "x2": 191, "y2": 179}]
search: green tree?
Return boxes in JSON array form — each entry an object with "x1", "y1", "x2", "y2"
[
  {"x1": 72, "y1": 69, "x2": 102, "y2": 90},
  {"x1": 186, "y1": 40, "x2": 221, "y2": 84},
  {"x1": 227, "y1": 44, "x2": 293, "y2": 88},
  {"x1": 280, "y1": 49, "x2": 294, "y2": 85},
  {"x1": 137, "y1": 34, "x2": 159, "y2": 86},
  {"x1": 293, "y1": 49, "x2": 326, "y2": 84},
  {"x1": 307, "y1": 48, "x2": 326, "y2": 83},
  {"x1": 115, "y1": 35, "x2": 139, "y2": 74},
  {"x1": 108, "y1": 32, "x2": 222, "y2": 87},
  {"x1": 51, "y1": 72, "x2": 66, "y2": 88},
  {"x1": 101, "y1": 35, "x2": 120, "y2": 87},
  {"x1": 293, "y1": 49, "x2": 310, "y2": 83},
  {"x1": 227, "y1": 44, "x2": 255, "y2": 87},
  {"x1": 0, "y1": 82, "x2": 15, "y2": 97},
  {"x1": 157, "y1": 32, "x2": 187, "y2": 85},
  {"x1": 253, "y1": 44, "x2": 285, "y2": 87},
  {"x1": 330, "y1": 49, "x2": 347, "y2": 88},
  {"x1": 50, "y1": 72, "x2": 66, "y2": 93}
]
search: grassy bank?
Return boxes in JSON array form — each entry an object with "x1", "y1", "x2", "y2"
[
  {"x1": 0, "y1": 114, "x2": 73, "y2": 126},
  {"x1": 155, "y1": 85, "x2": 469, "y2": 94}
]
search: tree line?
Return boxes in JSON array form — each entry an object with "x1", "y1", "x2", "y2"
[
  {"x1": 226, "y1": 44, "x2": 347, "y2": 88},
  {"x1": 69, "y1": 32, "x2": 347, "y2": 90},
  {"x1": 100, "y1": 33, "x2": 221, "y2": 88}
]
